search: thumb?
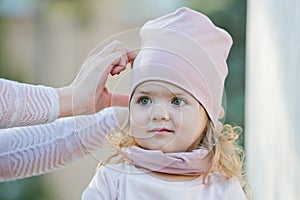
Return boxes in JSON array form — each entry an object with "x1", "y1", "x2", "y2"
[{"x1": 111, "y1": 94, "x2": 129, "y2": 107}]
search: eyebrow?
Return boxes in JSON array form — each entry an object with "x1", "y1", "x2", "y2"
[
  {"x1": 134, "y1": 90, "x2": 152, "y2": 95},
  {"x1": 134, "y1": 90, "x2": 186, "y2": 96},
  {"x1": 172, "y1": 92, "x2": 186, "y2": 96}
]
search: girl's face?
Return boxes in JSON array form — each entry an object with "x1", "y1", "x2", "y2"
[{"x1": 130, "y1": 81, "x2": 208, "y2": 153}]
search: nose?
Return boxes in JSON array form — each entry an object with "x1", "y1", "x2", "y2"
[{"x1": 149, "y1": 104, "x2": 170, "y2": 121}]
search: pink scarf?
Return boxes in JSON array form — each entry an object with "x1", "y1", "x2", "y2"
[{"x1": 121, "y1": 146, "x2": 212, "y2": 175}]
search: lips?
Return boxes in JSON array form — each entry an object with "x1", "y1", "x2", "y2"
[{"x1": 149, "y1": 128, "x2": 174, "y2": 134}]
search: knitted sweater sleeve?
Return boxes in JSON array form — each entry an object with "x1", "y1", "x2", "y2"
[
  {"x1": 0, "y1": 107, "x2": 119, "y2": 182},
  {"x1": 0, "y1": 78, "x2": 59, "y2": 128}
]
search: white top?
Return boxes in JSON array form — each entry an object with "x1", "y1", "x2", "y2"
[{"x1": 82, "y1": 164, "x2": 246, "y2": 200}]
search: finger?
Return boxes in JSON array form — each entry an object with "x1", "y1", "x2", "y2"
[
  {"x1": 111, "y1": 94, "x2": 129, "y2": 107},
  {"x1": 127, "y1": 50, "x2": 137, "y2": 62},
  {"x1": 111, "y1": 65, "x2": 126, "y2": 75},
  {"x1": 100, "y1": 41, "x2": 136, "y2": 65},
  {"x1": 84, "y1": 41, "x2": 133, "y2": 71},
  {"x1": 99, "y1": 51, "x2": 124, "y2": 75},
  {"x1": 92, "y1": 49, "x2": 130, "y2": 78},
  {"x1": 104, "y1": 51, "x2": 129, "y2": 74},
  {"x1": 100, "y1": 40, "x2": 127, "y2": 57},
  {"x1": 126, "y1": 50, "x2": 137, "y2": 69},
  {"x1": 119, "y1": 54, "x2": 128, "y2": 67}
]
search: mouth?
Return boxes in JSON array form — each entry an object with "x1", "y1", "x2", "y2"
[{"x1": 149, "y1": 128, "x2": 174, "y2": 135}]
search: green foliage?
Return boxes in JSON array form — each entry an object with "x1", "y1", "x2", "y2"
[
  {"x1": 0, "y1": 176, "x2": 55, "y2": 200},
  {"x1": 186, "y1": 0, "x2": 247, "y2": 145}
]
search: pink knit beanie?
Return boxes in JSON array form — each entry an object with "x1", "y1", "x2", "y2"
[{"x1": 130, "y1": 7, "x2": 233, "y2": 131}]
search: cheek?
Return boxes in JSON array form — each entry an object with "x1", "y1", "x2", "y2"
[
  {"x1": 129, "y1": 107, "x2": 150, "y2": 142},
  {"x1": 129, "y1": 105, "x2": 149, "y2": 127},
  {"x1": 178, "y1": 123, "x2": 202, "y2": 140},
  {"x1": 173, "y1": 108, "x2": 196, "y2": 130},
  {"x1": 177, "y1": 109, "x2": 206, "y2": 140}
]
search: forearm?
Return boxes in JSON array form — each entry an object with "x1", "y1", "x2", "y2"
[
  {"x1": 0, "y1": 107, "x2": 119, "y2": 182},
  {"x1": 0, "y1": 79, "x2": 59, "y2": 128}
]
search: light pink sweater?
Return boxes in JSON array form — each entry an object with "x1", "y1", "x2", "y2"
[
  {"x1": 0, "y1": 79, "x2": 119, "y2": 181},
  {"x1": 0, "y1": 79, "x2": 59, "y2": 128},
  {"x1": 82, "y1": 164, "x2": 246, "y2": 200}
]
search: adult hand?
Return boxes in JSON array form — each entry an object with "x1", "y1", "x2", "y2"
[{"x1": 57, "y1": 40, "x2": 136, "y2": 117}]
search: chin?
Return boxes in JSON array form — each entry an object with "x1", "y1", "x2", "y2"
[{"x1": 142, "y1": 145, "x2": 168, "y2": 152}]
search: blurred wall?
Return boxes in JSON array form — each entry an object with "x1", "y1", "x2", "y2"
[{"x1": 246, "y1": 0, "x2": 300, "y2": 199}]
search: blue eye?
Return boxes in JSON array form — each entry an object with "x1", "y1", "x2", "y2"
[
  {"x1": 172, "y1": 97, "x2": 186, "y2": 106},
  {"x1": 138, "y1": 96, "x2": 152, "y2": 105}
]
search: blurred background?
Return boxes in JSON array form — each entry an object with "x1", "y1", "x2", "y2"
[{"x1": 0, "y1": 0, "x2": 299, "y2": 199}]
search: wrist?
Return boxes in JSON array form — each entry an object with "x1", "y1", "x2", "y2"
[{"x1": 57, "y1": 87, "x2": 73, "y2": 118}]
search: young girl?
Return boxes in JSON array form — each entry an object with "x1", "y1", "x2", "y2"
[{"x1": 82, "y1": 7, "x2": 249, "y2": 199}]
